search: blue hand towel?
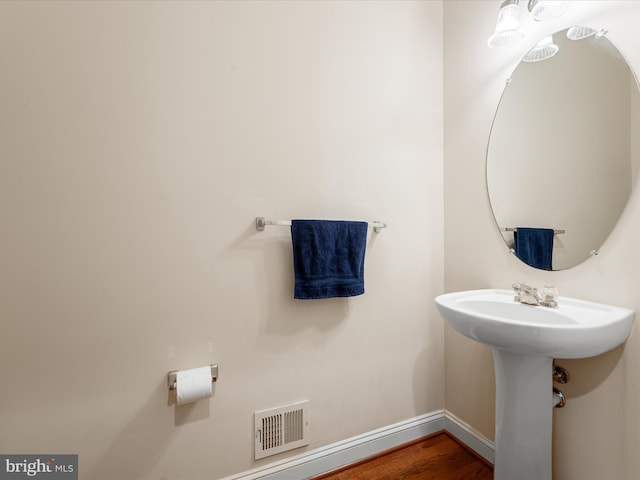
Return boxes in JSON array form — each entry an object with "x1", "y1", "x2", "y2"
[
  {"x1": 513, "y1": 227, "x2": 554, "y2": 270},
  {"x1": 290, "y1": 220, "x2": 368, "y2": 299}
]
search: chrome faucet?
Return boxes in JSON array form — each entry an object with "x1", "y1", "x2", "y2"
[{"x1": 512, "y1": 283, "x2": 558, "y2": 308}]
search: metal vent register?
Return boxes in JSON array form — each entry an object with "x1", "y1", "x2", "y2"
[{"x1": 254, "y1": 401, "x2": 309, "y2": 459}]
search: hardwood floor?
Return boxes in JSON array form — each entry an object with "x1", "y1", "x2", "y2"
[{"x1": 311, "y1": 431, "x2": 493, "y2": 480}]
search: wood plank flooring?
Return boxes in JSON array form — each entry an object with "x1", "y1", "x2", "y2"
[{"x1": 311, "y1": 431, "x2": 493, "y2": 480}]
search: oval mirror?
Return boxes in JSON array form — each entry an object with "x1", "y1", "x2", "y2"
[{"x1": 487, "y1": 27, "x2": 640, "y2": 270}]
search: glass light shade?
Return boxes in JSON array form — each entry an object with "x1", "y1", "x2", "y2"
[
  {"x1": 566, "y1": 26, "x2": 598, "y2": 40},
  {"x1": 522, "y1": 35, "x2": 559, "y2": 62},
  {"x1": 488, "y1": 2, "x2": 525, "y2": 49},
  {"x1": 528, "y1": 0, "x2": 572, "y2": 22}
]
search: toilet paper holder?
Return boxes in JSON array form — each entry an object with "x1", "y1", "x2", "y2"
[{"x1": 167, "y1": 364, "x2": 218, "y2": 391}]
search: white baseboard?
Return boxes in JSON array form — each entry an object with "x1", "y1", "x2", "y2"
[
  {"x1": 221, "y1": 410, "x2": 494, "y2": 480},
  {"x1": 443, "y1": 411, "x2": 495, "y2": 465}
]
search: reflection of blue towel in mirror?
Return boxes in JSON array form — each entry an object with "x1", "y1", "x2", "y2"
[
  {"x1": 291, "y1": 220, "x2": 368, "y2": 299},
  {"x1": 514, "y1": 227, "x2": 554, "y2": 270}
]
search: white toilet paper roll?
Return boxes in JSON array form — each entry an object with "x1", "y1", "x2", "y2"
[{"x1": 176, "y1": 366, "x2": 213, "y2": 406}]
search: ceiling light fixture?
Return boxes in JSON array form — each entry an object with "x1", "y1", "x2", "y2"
[
  {"x1": 488, "y1": 0, "x2": 573, "y2": 49},
  {"x1": 566, "y1": 25, "x2": 597, "y2": 40},
  {"x1": 488, "y1": 0, "x2": 525, "y2": 49},
  {"x1": 528, "y1": 0, "x2": 573, "y2": 22},
  {"x1": 522, "y1": 35, "x2": 559, "y2": 62},
  {"x1": 566, "y1": 26, "x2": 607, "y2": 41}
]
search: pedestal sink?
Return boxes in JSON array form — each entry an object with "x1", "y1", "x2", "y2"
[{"x1": 435, "y1": 289, "x2": 634, "y2": 480}]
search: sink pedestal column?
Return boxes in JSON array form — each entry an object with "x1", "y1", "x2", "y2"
[{"x1": 492, "y1": 349, "x2": 553, "y2": 480}]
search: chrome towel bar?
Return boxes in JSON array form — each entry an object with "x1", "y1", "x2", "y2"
[
  {"x1": 256, "y1": 217, "x2": 387, "y2": 233},
  {"x1": 502, "y1": 227, "x2": 565, "y2": 234}
]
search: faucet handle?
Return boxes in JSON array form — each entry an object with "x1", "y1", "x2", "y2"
[
  {"x1": 512, "y1": 282, "x2": 534, "y2": 303},
  {"x1": 512, "y1": 282, "x2": 535, "y2": 293},
  {"x1": 539, "y1": 285, "x2": 559, "y2": 307},
  {"x1": 539, "y1": 285, "x2": 558, "y2": 301},
  {"x1": 512, "y1": 283, "x2": 522, "y2": 301}
]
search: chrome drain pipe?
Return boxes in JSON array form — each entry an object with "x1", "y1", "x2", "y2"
[
  {"x1": 553, "y1": 387, "x2": 566, "y2": 408},
  {"x1": 552, "y1": 364, "x2": 569, "y2": 408}
]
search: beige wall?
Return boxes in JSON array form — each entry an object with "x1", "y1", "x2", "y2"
[
  {"x1": 9, "y1": 1, "x2": 640, "y2": 479},
  {"x1": 0, "y1": 1, "x2": 444, "y2": 479},
  {"x1": 444, "y1": 1, "x2": 640, "y2": 479}
]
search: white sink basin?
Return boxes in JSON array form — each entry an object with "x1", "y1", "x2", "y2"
[
  {"x1": 436, "y1": 289, "x2": 634, "y2": 359},
  {"x1": 435, "y1": 288, "x2": 634, "y2": 480}
]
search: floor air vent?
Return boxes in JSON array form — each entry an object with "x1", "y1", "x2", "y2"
[{"x1": 254, "y1": 400, "x2": 309, "y2": 460}]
